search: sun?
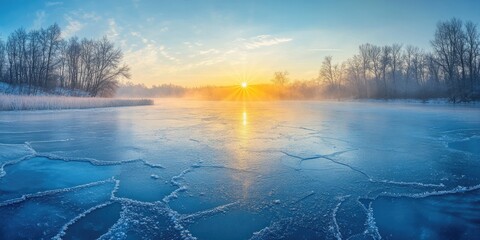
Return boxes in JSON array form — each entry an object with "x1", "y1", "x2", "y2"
[{"x1": 225, "y1": 80, "x2": 259, "y2": 101}]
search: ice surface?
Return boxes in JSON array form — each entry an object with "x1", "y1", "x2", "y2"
[
  {"x1": 56, "y1": 202, "x2": 122, "y2": 240},
  {"x1": 0, "y1": 181, "x2": 115, "y2": 239},
  {"x1": 370, "y1": 188, "x2": 480, "y2": 240},
  {"x1": 188, "y1": 209, "x2": 270, "y2": 240},
  {"x1": 0, "y1": 100, "x2": 479, "y2": 239}
]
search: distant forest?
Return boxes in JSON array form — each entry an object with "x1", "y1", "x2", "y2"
[
  {"x1": 0, "y1": 24, "x2": 129, "y2": 97},
  {"x1": 119, "y1": 18, "x2": 480, "y2": 102},
  {"x1": 314, "y1": 18, "x2": 480, "y2": 102}
]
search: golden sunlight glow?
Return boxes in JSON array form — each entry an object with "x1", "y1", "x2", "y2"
[
  {"x1": 242, "y1": 111, "x2": 247, "y2": 126},
  {"x1": 224, "y1": 81, "x2": 259, "y2": 101}
]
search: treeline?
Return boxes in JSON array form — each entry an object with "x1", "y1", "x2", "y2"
[
  {"x1": 0, "y1": 24, "x2": 129, "y2": 97},
  {"x1": 313, "y1": 18, "x2": 480, "y2": 102},
  {"x1": 116, "y1": 82, "x2": 185, "y2": 98}
]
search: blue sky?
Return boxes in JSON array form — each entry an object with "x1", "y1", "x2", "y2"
[{"x1": 1, "y1": 0, "x2": 479, "y2": 86}]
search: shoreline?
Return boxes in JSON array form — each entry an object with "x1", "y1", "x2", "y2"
[
  {"x1": 152, "y1": 97, "x2": 479, "y2": 105},
  {"x1": 2, "y1": 95, "x2": 478, "y2": 112},
  {"x1": 0, "y1": 94, "x2": 153, "y2": 111}
]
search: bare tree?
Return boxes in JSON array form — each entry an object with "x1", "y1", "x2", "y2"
[
  {"x1": 359, "y1": 44, "x2": 372, "y2": 97},
  {"x1": 0, "y1": 38, "x2": 5, "y2": 82},
  {"x1": 27, "y1": 29, "x2": 41, "y2": 93},
  {"x1": 320, "y1": 56, "x2": 335, "y2": 85},
  {"x1": 89, "y1": 37, "x2": 130, "y2": 97},
  {"x1": 272, "y1": 71, "x2": 289, "y2": 86},
  {"x1": 66, "y1": 37, "x2": 81, "y2": 90},
  {"x1": 403, "y1": 45, "x2": 419, "y2": 95},
  {"x1": 369, "y1": 45, "x2": 382, "y2": 84},
  {"x1": 425, "y1": 53, "x2": 441, "y2": 85},
  {"x1": 43, "y1": 24, "x2": 62, "y2": 89},
  {"x1": 390, "y1": 44, "x2": 402, "y2": 96},
  {"x1": 431, "y1": 18, "x2": 465, "y2": 100},
  {"x1": 346, "y1": 55, "x2": 363, "y2": 97},
  {"x1": 380, "y1": 46, "x2": 392, "y2": 97},
  {"x1": 465, "y1": 21, "x2": 480, "y2": 91},
  {"x1": 320, "y1": 56, "x2": 345, "y2": 97}
]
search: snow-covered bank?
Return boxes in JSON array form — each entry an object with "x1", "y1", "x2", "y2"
[{"x1": 0, "y1": 94, "x2": 153, "y2": 111}]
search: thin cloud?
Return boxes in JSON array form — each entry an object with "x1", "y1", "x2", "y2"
[
  {"x1": 67, "y1": 10, "x2": 101, "y2": 22},
  {"x1": 106, "y1": 18, "x2": 119, "y2": 40},
  {"x1": 243, "y1": 35, "x2": 292, "y2": 49},
  {"x1": 62, "y1": 16, "x2": 84, "y2": 38},
  {"x1": 46, "y1": 1, "x2": 63, "y2": 7},
  {"x1": 199, "y1": 49, "x2": 220, "y2": 55},
  {"x1": 132, "y1": 0, "x2": 140, "y2": 8},
  {"x1": 82, "y1": 12, "x2": 101, "y2": 21},
  {"x1": 158, "y1": 45, "x2": 179, "y2": 62},
  {"x1": 130, "y1": 31, "x2": 152, "y2": 45},
  {"x1": 32, "y1": 11, "x2": 46, "y2": 29},
  {"x1": 309, "y1": 48, "x2": 342, "y2": 52},
  {"x1": 128, "y1": 30, "x2": 179, "y2": 63}
]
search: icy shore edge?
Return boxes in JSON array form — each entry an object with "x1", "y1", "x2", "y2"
[{"x1": 0, "y1": 94, "x2": 153, "y2": 111}]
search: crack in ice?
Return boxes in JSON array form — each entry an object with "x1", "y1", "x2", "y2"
[
  {"x1": 0, "y1": 178, "x2": 115, "y2": 207},
  {"x1": 53, "y1": 201, "x2": 114, "y2": 240},
  {"x1": 281, "y1": 150, "x2": 446, "y2": 189},
  {"x1": 180, "y1": 201, "x2": 240, "y2": 223},
  {"x1": 330, "y1": 195, "x2": 350, "y2": 240}
]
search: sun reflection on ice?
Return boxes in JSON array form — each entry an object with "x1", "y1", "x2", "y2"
[
  {"x1": 232, "y1": 105, "x2": 252, "y2": 199},
  {"x1": 242, "y1": 111, "x2": 247, "y2": 126}
]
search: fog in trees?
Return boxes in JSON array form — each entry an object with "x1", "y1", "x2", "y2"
[{"x1": 315, "y1": 18, "x2": 480, "y2": 102}]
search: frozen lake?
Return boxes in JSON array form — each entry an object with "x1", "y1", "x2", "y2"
[{"x1": 0, "y1": 100, "x2": 479, "y2": 239}]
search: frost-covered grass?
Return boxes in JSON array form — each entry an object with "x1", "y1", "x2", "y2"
[{"x1": 0, "y1": 94, "x2": 153, "y2": 111}]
